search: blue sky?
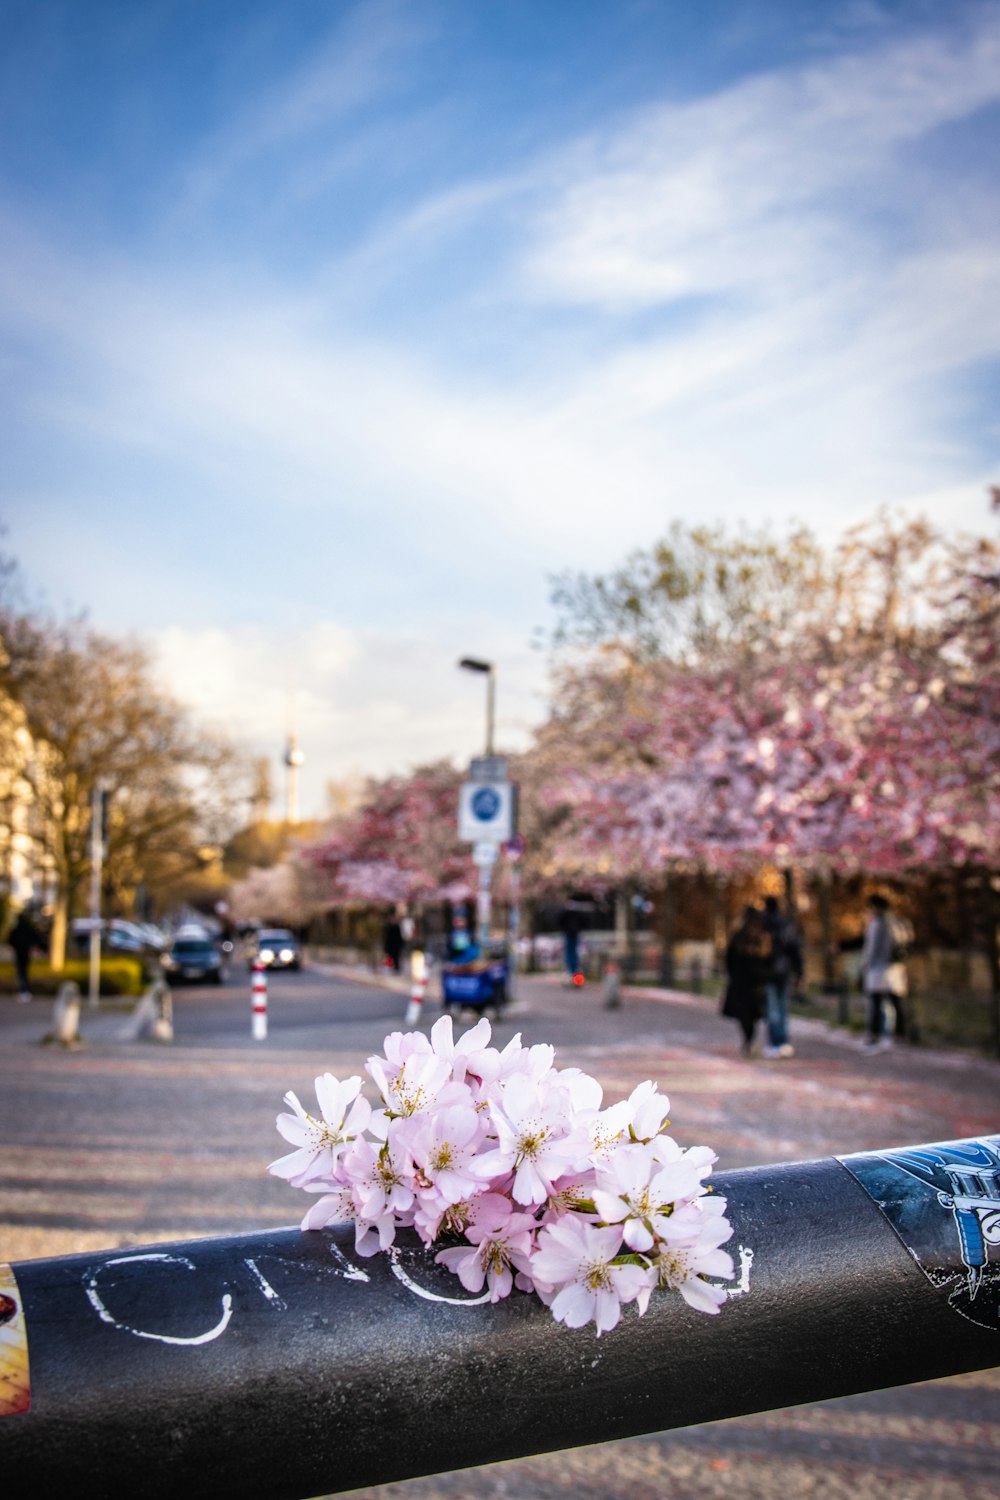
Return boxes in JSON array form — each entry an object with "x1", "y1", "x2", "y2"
[{"x1": 2, "y1": 0, "x2": 998, "y2": 816}]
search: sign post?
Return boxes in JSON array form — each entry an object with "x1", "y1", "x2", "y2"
[
  {"x1": 457, "y1": 757, "x2": 516, "y2": 945},
  {"x1": 88, "y1": 783, "x2": 110, "y2": 1008},
  {"x1": 502, "y1": 834, "x2": 525, "y2": 990}
]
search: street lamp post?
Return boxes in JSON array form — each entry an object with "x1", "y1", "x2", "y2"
[
  {"x1": 458, "y1": 657, "x2": 497, "y2": 941},
  {"x1": 88, "y1": 782, "x2": 110, "y2": 1008},
  {"x1": 458, "y1": 657, "x2": 495, "y2": 757}
]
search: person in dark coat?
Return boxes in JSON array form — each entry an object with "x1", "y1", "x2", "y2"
[
  {"x1": 558, "y1": 896, "x2": 590, "y2": 983},
  {"x1": 722, "y1": 905, "x2": 771, "y2": 1057},
  {"x1": 860, "y1": 893, "x2": 908, "y2": 1050},
  {"x1": 8, "y1": 909, "x2": 41, "y2": 1003},
  {"x1": 382, "y1": 909, "x2": 404, "y2": 972},
  {"x1": 760, "y1": 895, "x2": 803, "y2": 1059}
]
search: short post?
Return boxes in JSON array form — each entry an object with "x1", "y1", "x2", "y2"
[
  {"x1": 252, "y1": 961, "x2": 268, "y2": 1041},
  {"x1": 601, "y1": 955, "x2": 621, "y2": 1010},
  {"x1": 405, "y1": 950, "x2": 427, "y2": 1026},
  {"x1": 658, "y1": 940, "x2": 675, "y2": 989},
  {"x1": 117, "y1": 981, "x2": 175, "y2": 1044},
  {"x1": 43, "y1": 981, "x2": 82, "y2": 1047},
  {"x1": 150, "y1": 980, "x2": 174, "y2": 1044}
]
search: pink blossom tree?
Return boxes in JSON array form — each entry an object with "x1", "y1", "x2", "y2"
[{"x1": 306, "y1": 761, "x2": 476, "y2": 906}]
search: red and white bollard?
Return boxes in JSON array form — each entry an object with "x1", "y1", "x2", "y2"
[
  {"x1": 405, "y1": 950, "x2": 427, "y2": 1027},
  {"x1": 252, "y1": 961, "x2": 268, "y2": 1041}
]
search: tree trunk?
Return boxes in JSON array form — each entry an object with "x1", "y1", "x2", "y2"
[
  {"x1": 658, "y1": 871, "x2": 675, "y2": 988},
  {"x1": 979, "y1": 871, "x2": 1000, "y2": 1060},
  {"x1": 614, "y1": 887, "x2": 629, "y2": 960},
  {"x1": 817, "y1": 869, "x2": 836, "y2": 991},
  {"x1": 711, "y1": 873, "x2": 728, "y2": 964},
  {"x1": 49, "y1": 887, "x2": 68, "y2": 972},
  {"x1": 782, "y1": 866, "x2": 797, "y2": 915}
]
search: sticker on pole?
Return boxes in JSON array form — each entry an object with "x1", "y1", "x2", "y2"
[
  {"x1": 0, "y1": 1263, "x2": 30, "y2": 1415},
  {"x1": 838, "y1": 1135, "x2": 1000, "y2": 1331}
]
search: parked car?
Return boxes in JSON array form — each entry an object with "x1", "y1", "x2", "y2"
[
  {"x1": 137, "y1": 923, "x2": 168, "y2": 951},
  {"x1": 251, "y1": 929, "x2": 301, "y2": 971},
  {"x1": 71, "y1": 918, "x2": 149, "y2": 956},
  {"x1": 161, "y1": 934, "x2": 225, "y2": 985}
]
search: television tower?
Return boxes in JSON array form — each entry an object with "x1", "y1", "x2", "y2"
[{"x1": 284, "y1": 718, "x2": 305, "y2": 827}]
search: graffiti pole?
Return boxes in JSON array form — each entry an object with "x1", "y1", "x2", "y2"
[{"x1": 2, "y1": 1137, "x2": 998, "y2": 1500}]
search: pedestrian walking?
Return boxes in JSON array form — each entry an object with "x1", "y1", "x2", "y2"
[
  {"x1": 447, "y1": 908, "x2": 478, "y2": 963},
  {"x1": 8, "y1": 908, "x2": 41, "y2": 1003},
  {"x1": 760, "y1": 895, "x2": 803, "y2": 1058},
  {"x1": 382, "y1": 908, "x2": 404, "y2": 972},
  {"x1": 558, "y1": 895, "x2": 589, "y2": 985},
  {"x1": 721, "y1": 905, "x2": 770, "y2": 1057},
  {"x1": 859, "y1": 894, "x2": 908, "y2": 1050}
]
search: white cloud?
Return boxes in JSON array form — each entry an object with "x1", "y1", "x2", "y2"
[
  {"x1": 3, "y1": 4, "x2": 999, "y2": 793},
  {"x1": 520, "y1": 12, "x2": 1000, "y2": 309}
]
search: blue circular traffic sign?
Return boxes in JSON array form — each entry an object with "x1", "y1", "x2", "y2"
[{"x1": 471, "y1": 786, "x2": 501, "y2": 821}]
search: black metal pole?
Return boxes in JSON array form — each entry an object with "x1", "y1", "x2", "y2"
[{"x1": 3, "y1": 1137, "x2": 999, "y2": 1500}]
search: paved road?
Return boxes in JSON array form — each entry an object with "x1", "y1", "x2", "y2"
[{"x1": 1, "y1": 962, "x2": 998, "y2": 1499}]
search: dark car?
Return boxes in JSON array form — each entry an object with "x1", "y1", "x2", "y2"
[
  {"x1": 161, "y1": 935, "x2": 225, "y2": 985},
  {"x1": 251, "y1": 929, "x2": 301, "y2": 971}
]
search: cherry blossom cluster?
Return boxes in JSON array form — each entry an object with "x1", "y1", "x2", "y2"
[{"x1": 269, "y1": 1015, "x2": 733, "y2": 1335}]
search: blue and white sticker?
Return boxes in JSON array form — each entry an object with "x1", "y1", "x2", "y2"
[{"x1": 838, "y1": 1135, "x2": 1000, "y2": 1331}]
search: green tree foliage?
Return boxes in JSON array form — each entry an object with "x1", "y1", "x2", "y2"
[{"x1": 547, "y1": 519, "x2": 827, "y2": 665}]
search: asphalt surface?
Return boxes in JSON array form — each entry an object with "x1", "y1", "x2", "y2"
[{"x1": 1, "y1": 958, "x2": 998, "y2": 1499}]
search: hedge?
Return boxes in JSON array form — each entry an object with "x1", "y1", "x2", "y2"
[{"x1": 0, "y1": 957, "x2": 147, "y2": 998}]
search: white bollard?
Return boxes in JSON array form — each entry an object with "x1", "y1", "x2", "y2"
[
  {"x1": 405, "y1": 950, "x2": 427, "y2": 1026},
  {"x1": 252, "y1": 962, "x2": 268, "y2": 1041},
  {"x1": 44, "y1": 981, "x2": 82, "y2": 1047},
  {"x1": 151, "y1": 979, "x2": 174, "y2": 1044}
]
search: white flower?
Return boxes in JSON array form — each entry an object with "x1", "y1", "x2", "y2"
[
  {"x1": 637, "y1": 1198, "x2": 735, "y2": 1315},
  {"x1": 428, "y1": 1013, "x2": 495, "y2": 1082},
  {"x1": 594, "y1": 1141, "x2": 717, "y2": 1252},
  {"x1": 367, "y1": 1048, "x2": 456, "y2": 1118},
  {"x1": 531, "y1": 1219, "x2": 651, "y2": 1336},
  {"x1": 343, "y1": 1134, "x2": 414, "y2": 1227},
  {"x1": 268, "y1": 1074, "x2": 371, "y2": 1187},
  {"x1": 471, "y1": 1072, "x2": 591, "y2": 1206},
  {"x1": 624, "y1": 1080, "x2": 671, "y2": 1141},
  {"x1": 393, "y1": 1101, "x2": 484, "y2": 1207},
  {"x1": 436, "y1": 1197, "x2": 536, "y2": 1302}
]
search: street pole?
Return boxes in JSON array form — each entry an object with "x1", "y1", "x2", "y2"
[
  {"x1": 485, "y1": 666, "x2": 495, "y2": 756},
  {"x1": 458, "y1": 657, "x2": 495, "y2": 757},
  {"x1": 507, "y1": 858, "x2": 520, "y2": 999},
  {"x1": 5, "y1": 1137, "x2": 999, "y2": 1499},
  {"x1": 458, "y1": 658, "x2": 498, "y2": 942},
  {"x1": 88, "y1": 785, "x2": 104, "y2": 1008},
  {"x1": 477, "y1": 859, "x2": 493, "y2": 940}
]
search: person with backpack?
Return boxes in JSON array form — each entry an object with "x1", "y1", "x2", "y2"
[
  {"x1": 860, "y1": 893, "x2": 908, "y2": 1050},
  {"x1": 760, "y1": 894, "x2": 804, "y2": 1059}
]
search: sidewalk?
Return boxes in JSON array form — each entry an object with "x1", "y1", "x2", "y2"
[{"x1": 286, "y1": 958, "x2": 1000, "y2": 1178}]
